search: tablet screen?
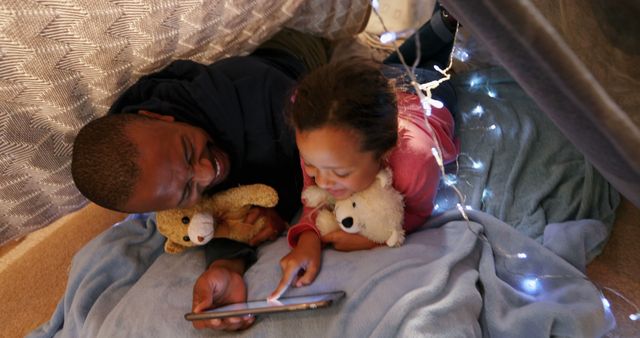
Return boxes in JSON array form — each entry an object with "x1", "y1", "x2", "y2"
[{"x1": 184, "y1": 290, "x2": 345, "y2": 320}]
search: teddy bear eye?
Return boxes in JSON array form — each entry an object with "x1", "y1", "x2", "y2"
[
  {"x1": 181, "y1": 216, "x2": 190, "y2": 224},
  {"x1": 352, "y1": 202, "x2": 356, "y2": 208},
  {"x1": 182, "y1": 235, "x2": 190, "y2": 242}
]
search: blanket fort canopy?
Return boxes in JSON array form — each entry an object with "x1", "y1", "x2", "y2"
[
  {"x1": 0, "y1": 0, "x2": 371, "y2": 246},
  {"x1": 442, "y1": 0, "x2": 640, "y2": 207},
  {"x1": 19, "y1": 1, "x2": 633, "y2": 336}
]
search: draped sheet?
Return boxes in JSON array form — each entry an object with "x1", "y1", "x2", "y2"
[
  {"x1": 27, "y1": 210, "x2": 614, "y2": 338},
  {"x1": 442, "y1": 0, "x2": 640, "y2": 207},
  {"x1": 0, "y1": 0, "x2": 370, "y2": 245}
]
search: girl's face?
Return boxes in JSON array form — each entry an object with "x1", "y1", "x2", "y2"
[{"x1": 295, "y1": 126, "x2": 383, "y2": 200}]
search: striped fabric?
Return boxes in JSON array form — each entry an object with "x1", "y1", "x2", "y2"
[{"x1": 0, "y1": 0, "x2": 370, "y2": 245}]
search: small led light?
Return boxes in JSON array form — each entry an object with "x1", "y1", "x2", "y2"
[
  {"x1": 444, "y1": 174, "x2": 458, "y2": 186},
  {"x1": 418, "y1": 96, "x2": 444, "y2": 114},
  {"x1": 487, "y1": 89, "x2": 497, "y2": 98},
  {"x1": 517, "y1": 253, "x2": 527, "y2": 259},
  {"x1": 452, "y1": 47, "x2": 469, "y2": 62},
  {"x1": 429, "y1": 98, "x2": 444, "y2": 109},
  {"x1": 471, "y1": 105, "x2": 484, "y2": 116},
  {"x1": 630, "y1": 313, "x2": 639, "y2": 321},
  {"x1": 469, "y1": 75, "x2": 482, "y2": 88},
  {"x1": 380, "y1": 29, "x2": 415, "y2": 44},
  {"x1": 420, "y1": 97, "x2": 432, "y2": 116},
  {"x1": 471, "y1": 160, "x2": 483, "y2": 170},
  {"x1": 431, "y1": 148, "x2": 443, "y2": 167},
  {"x1": 521, "y1": 277, "x2": 540, "y2": 294},
  {"x1": 380, "y1": 31, "x2": 397, "y2": 44},
  {"x1": 464, "y1": 205, "x2": 473, "y2": 210},
  {"x1": 489, "y1": 124, "x2": 497, "y2": 130}
]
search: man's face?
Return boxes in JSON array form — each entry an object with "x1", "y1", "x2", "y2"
[{"x1": 122, "y1": 119, "x2": 230, "y2": 212}]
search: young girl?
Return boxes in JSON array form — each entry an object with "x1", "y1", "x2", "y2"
[{"x1": 270, "y1": 6, "x2": 460, "y2": 300}]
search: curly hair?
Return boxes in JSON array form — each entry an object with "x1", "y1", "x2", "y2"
[
  {"x1": 286, "y1": 57, "x2": 398, "y2": 160},
  {"x1": 71, "y1": 114, "x2": 148, "y2": 211}
]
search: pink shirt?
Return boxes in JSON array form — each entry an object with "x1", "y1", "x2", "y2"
[{"x1": 288, "y1": 91, "x2": 458, "y2": 246}]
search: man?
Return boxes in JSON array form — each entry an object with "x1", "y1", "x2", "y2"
[{"x1": 71, "y1": 29, "x2": 328, "y2": 331}]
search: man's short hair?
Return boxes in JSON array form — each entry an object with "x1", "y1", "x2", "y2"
[{"x1": 71, "y1": 114, "x2": 148, "y2": 211}]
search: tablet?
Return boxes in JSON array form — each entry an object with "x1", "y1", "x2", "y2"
[{"x1": 184, "y1": 290, "x2": 345, "y2": 321}]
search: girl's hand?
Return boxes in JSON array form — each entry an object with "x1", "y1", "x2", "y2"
[
  {"x1": 269, "y1": 231, "x2": 322, "y2": 300},
  {"x1": 321, "y1": 230, "x2": 380, "y2": 251}
]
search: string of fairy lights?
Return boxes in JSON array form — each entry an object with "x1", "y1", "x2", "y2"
[{"x1": 369, "y1": 0, "x2": 639, "y2": 325}]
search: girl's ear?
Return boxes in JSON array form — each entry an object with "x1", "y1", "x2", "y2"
[{"x1": 138, "y1": 110, "x2": 175, "y2": 122}]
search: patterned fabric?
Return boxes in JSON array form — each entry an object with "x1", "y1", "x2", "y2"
[
  {"x1": 0, "y1": 0, "x2": 370, "y2": 245},
  {"x1": 356, "y1": 0, "x2": 436, "y2": 63}
]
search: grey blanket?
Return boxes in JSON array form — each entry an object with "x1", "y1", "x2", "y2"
[
  {"x1": 29, "y1": 65, "x2": 620, "y2": 338},
  {"x1": 28, "y1": 210, "x2": 614, "y2": 338},
  {"x1": 446, "y1": 67, "x2": 619, "y2": 246}
]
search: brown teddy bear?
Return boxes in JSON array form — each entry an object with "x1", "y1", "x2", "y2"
[{"x1": 155, "y1": 184, "x2": 279, "y2": 254}]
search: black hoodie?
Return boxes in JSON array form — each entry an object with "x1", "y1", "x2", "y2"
[{"x1": 109, "y1": 53, "x2": 305, "y2": 265}]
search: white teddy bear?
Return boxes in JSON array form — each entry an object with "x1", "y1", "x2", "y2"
[{"x1": 302, "y1": 167, "x2": 406, "y2": 247}]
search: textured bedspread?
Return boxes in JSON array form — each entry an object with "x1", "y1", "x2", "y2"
[{"x1": 0, "y1": 0, "x2": 370, "y2": 246}]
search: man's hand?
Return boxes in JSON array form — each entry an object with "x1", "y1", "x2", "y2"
[
  {"x1": 268, "y1": 231, "x2": 321, "y2": 300},
  {"x1": 191, "y1": 259, "x2": 255, "y2": 331},
  {"x1": 321, "y1": 230, "x2": 380, "y2": 251},
  {"x1": 246, "y1": 207, "x2": 288, "y2": 247}
]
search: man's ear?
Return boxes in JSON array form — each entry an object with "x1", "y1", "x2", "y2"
[{"x1": 138, "y1": 110, "x2": 175, "y2": 122}]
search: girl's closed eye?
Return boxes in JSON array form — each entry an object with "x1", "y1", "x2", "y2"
[{"x1": 333, "y1": 170, "x2": 351, "y2": 178}]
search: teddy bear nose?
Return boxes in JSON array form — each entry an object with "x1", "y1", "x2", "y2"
[{"x1": 341, "y1": 217, "x2": 353, "y2": 228}]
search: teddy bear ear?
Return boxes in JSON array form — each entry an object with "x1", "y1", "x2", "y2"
[
  {"x1": 376, "y1": 167, "x2": 394, "y2": 188},
  {"x1": 302, "y1": 186, "x2": 332, "y2": 207}
]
